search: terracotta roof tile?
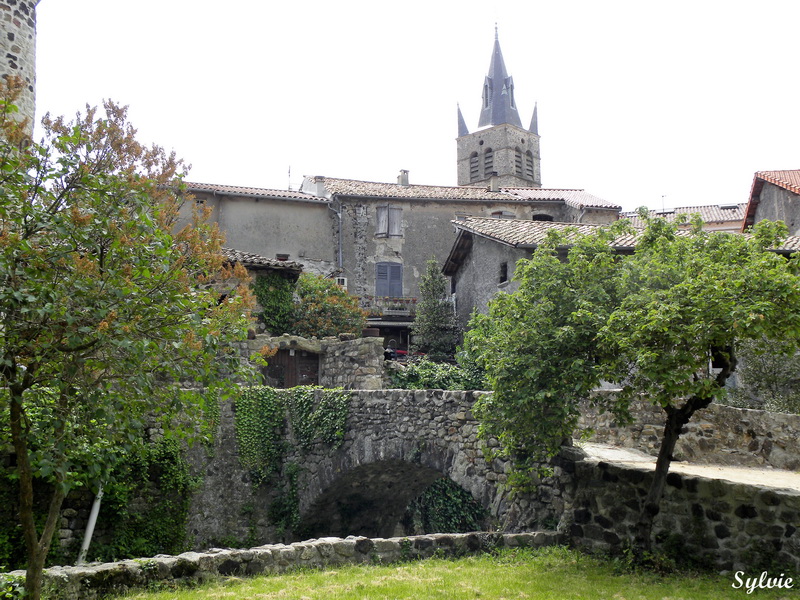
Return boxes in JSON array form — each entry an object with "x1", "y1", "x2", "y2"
[
  {"x1": 221, "y1": 247, "x2": 303, "y2": 273},
  {"x1": 621, "y1": 204, "x2": 746, "y2": 228},
  {"x1": 502, "y1": 187, "x2": 621, "y2": 209},
  {"x1": 315, "y1": 177, "x2": 619, "y2": 209},
  {"x1": 755, "y1": 170, "x2": 800, "y2": 195},
  {"x1": 185, "y1": 181, "x2": 327, "y2": 203},
  {"x1": 452, "y1": 216, "x2": 800, "y2": 253}
]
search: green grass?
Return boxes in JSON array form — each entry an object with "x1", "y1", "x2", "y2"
[{"x1": 117, "y1": 546, "x2": 794, "y2": 599}]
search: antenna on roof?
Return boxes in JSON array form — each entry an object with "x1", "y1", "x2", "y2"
[{"x1": 288, "y1": 166, "x2": 292, "y2": 191}]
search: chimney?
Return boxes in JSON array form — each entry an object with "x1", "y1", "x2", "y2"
[
  {"x1": 488, "y1": 172, "x2": 500, "y2": 192},
  {"x1": 314, "y1": 175, "x2": 327, "y2": 197},
  {"x1": 397, "y1": 169, "x2": 410, "y2": 186}
]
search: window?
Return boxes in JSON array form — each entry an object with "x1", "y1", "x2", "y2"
[
  {"x1": 483, "y1": 147, "x2": 494, "y2": 178},
  {"x1": 499, "y1": 262, "x2": 508, "y2": 284},
  {"x1": 491, "y1": 210, "x2": 515, "y2": 219},
  {"x1": 469, "y1": 152, "x2": 479, "y2": 182},
  {"x1": 514, "y1": 147, "x2": 523, "y2": 176},
  {"x1": 532, "y1": 214, "x2": 553, "y2": 222},
  {"x1": 376, "y1": 262, "x2": 403, "y2": 297},
  {"x1": 376, "y1": 206, "x2": 403, "y2": 237},
  {"x1": 525, "y1": 150, "x2": 535, "y2": 180}
]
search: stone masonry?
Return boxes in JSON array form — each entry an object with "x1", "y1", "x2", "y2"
[{"x1": 0, "y1": 0, "x2": 37, "y2": 137}]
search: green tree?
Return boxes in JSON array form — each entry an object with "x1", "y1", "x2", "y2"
[
  {"x1": 289, "y1": 273, "x2": 366, "y2": 338},
  {"x1": 466, "y1": 216, "x2": 800, "y2": 556},
  {"x1": 725, "y1": 336, "x2": 800, "y2": 413},
  {"x1": 411, "y1": 258, "x2": 459, "y2": 359},
  {"x1": 252, "y1": 272, "x2": 296, "y2": 335},
  {"x1": 0, "y1": 88, "x2": 253, "y2": 599}
]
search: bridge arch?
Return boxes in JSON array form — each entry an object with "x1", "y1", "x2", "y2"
[{"x1": 293, "y1": 389, "x2": 514, "y2": 538}]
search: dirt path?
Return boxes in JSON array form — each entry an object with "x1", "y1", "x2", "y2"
[{"x1": 580, "y1": 442, "x2": 800, "y2": 493}]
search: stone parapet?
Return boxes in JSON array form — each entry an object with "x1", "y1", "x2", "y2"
[
  {"x1": 14, "y1": 531, "x2": 563, "y2": 600},
  {"x1": 578, "y1": 396, "x2": 800, "y2": 471}
]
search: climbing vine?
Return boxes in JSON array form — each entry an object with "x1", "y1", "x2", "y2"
[
  {"x1": 251, "y1": 273, "x2": 296, "y2": 335},
  {"x1": 233, "y1": 386, "x2": 350, "y2": 532},
  {"x1": 402, "y1": 478, "x2": 488, "y2": 534}
]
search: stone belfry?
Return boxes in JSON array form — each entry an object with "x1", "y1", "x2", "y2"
[
  {"x1": 456, "y1": 29, "x2": 541, "y2": 188},
  {"x1": 0, "y1": 0, "x2": 39, "y2": 139}
]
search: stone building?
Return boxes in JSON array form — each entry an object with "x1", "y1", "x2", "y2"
[
  {"x1": 178, "y1": 34, "x2": 620, "y2": 347},
  {"x1": 0, "y1": 0, "x2": 38, "y2": 138},
  {"x1": 742, "y1": 169, "x2": 800, "y2": 234}
]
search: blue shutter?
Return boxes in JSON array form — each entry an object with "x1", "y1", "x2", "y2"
[{"x1": 376, "y1": 262, "x2": 402, "y2": 297}]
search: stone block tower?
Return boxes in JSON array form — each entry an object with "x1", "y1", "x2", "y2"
[
  {"x1": 457, "y1": 30, "x2": 541, "y2": 189},
  {"x1": 0, "y1": 0, "x2": 38, "y2": 138}
]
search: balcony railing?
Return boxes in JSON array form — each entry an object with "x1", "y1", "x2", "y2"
[{"x1": 361, "y1": 295, "x2": 418, "y2": 318}]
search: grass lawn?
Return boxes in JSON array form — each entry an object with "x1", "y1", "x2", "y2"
[{"x1": 116, "y1": 546, "x2": 795, "y2": 599}]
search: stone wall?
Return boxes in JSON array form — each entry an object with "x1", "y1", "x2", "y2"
[
  {"x1": 319, "y1": 336, "x2": 385, "y2": 389},
  {"x1": 18, "y1": 531, "x2": 562, "y2": 600},
  {"x1": 578, "y1": 395, "x2": 800, "y2": 470},
  {"x1": 567, "y1": 458, "x2": 800, "y2": 572},
  {"x1": 0, "y1": 0, "x2": 37, "y2": 137},
  {"x1": 234, "y1": 333, "x2": 388, "y2": 390}
]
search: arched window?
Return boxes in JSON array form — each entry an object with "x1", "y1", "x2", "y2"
[
  {"x1": 525, "y1": 150, "x2": 535, "y2": 180},
  {"x1": 483, "y1": 147, "x2": 494, "y2": 178},
  {"x1": 469, "y1": 152, "x2": 479, "y2": 182},
  {"x1": 514, "y1": 147, "x2": 523, "y2": 176}
]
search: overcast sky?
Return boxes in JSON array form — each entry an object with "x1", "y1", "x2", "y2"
[{"x1": 34, "y1": 1, "x2": 800, "y2": 212}]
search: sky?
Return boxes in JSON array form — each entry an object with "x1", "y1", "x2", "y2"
[{"x1": 33, "y1": 1, "x2": 800, "y2": 212}]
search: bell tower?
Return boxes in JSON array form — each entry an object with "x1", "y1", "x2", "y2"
[{"x1": 457, "y1": 29, "x2": 541, "y2": 188}]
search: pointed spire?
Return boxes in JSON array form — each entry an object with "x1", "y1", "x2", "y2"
[
  {"x1": 477, "y1": 29, "x2": 523, "y2": 129},
  {"x1": 529, "y1": 102, "x2": 538, "y2": 135},
  {"x1": 457, "y1": 104, "x2": 469, "y2": 137}
]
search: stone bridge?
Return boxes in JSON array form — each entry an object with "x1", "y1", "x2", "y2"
[
  {"x1": 187, "y1": 388, "x2": 800, "y2": 572},
  {"x1": 291, "y1": 389, "x2": 564, "y2": 539},
  {"x1": 187, "y1": 389, "x2": 570, "y2": 548}
]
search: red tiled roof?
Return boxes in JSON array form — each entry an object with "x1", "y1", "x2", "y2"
[
  {"x1": 743, "y1": 170, "x2": 800, "y2": 230},
  {"x1": 755, "y1": 170, "x2": 800, "y2": 195},
  {"x1": 621, "y1": 204, "x2": 746, "y2": 228},
  {"x1": 185, "y1": 182, "x2": 327, "y2": 203}
]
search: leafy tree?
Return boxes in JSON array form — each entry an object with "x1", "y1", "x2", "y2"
[
  {"x1": 411, "y1": 258, "x2": 460, "y2": 359},
  {"x1": 289, "y1": 273, "x2": 366, "y2": 338},
  {"x1": 465, "y1": 216, "x2": 800, "y2": 557},
  {"x1": 0, "y1": 85, "x2": 253, "y2": 599},
  {"x1": 389, "y1": 355, "x2": 486, "y2": 390},
  {"x1": 725, "y1": 336, "x2": 800, "y2": 413}
]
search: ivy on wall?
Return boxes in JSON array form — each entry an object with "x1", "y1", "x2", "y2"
[
  {"x1": 233, "y1": 386, "x2": 350, "y2": 533},
  {"x1": 251, "y1": 273, "x2": 296, "y2": 335},
  {"x1": 402, "y1": 478, "x2": 488, "y2": 534}
]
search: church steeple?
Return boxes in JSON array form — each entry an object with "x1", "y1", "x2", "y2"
[
  {"x1": 456, "y1": 28, "x2": 541, "y2": 189},
  {"x1": 477, "y1": 27, "x2": 523, "y2": 129}
]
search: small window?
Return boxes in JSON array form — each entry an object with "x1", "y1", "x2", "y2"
[
  {"x1": 532, "y1": 214, "x2": 553, "y2": 222},
  {"x1": 499, "y1": 262, "x2": 508, "y2": 284},
  {"x1": 491, "y1": 210, "x2": 515, "y2": 219},
  {"x1": 376, "y1": 206, "x2": 403, "y2": 237}
]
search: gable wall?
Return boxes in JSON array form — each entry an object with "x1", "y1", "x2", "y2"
[{"x1": 752, "y1": 183, "x2": 800, "y2": 235}]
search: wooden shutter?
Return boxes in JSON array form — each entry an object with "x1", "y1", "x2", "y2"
[
  {"x1": 376, "y1": 206, "x2": 388, "y2": 236},
  {"x1": 376, "y1": 262, "x2": 403, "y2": 297},
  {"x1": 388, "y1": 207, "x2": 402, "y2": 236}
]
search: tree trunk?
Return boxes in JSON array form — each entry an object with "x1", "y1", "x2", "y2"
[{"x1": 10, "y1": 390, "x2": 67, "y2": 600}]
